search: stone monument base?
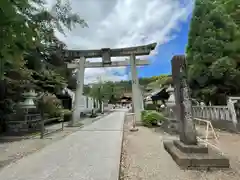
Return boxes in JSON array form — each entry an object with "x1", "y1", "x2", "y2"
[{"x1": 163, "y1": 140, "x2": 230, "y2": 169}]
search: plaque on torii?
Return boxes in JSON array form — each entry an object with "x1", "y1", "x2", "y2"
[{"x1": 61, "y1": 43, "x2": 157, "y2": 127}]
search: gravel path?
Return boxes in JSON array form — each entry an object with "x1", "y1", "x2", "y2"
[{"x1": 120, "y1": 116, "x2": 240, "y2": 180}]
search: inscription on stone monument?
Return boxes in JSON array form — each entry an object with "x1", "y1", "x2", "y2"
[{"x1": 172, "y1": 55, "x2": 197, "y2": 145}]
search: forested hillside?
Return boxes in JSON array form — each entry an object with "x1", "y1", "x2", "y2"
[{"x1": 82, "y1": 74, "x2": 172, "y2": 103}]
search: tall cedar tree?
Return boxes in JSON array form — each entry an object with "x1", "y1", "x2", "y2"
[{"x1": 186, "y1": 0, "x2": 240, "y2": 105}]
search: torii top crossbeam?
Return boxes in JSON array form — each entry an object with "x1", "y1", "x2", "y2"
[{"x1": 61, "y1": 42, "x2": 157, "y2": 60}]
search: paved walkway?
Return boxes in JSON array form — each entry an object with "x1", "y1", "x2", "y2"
[
  {"x1": 0, "y1": 110, "x2": 127, "y2": 180},
  {"x1": 0, "y1": 112, "x2": 113, "y2": 169}
]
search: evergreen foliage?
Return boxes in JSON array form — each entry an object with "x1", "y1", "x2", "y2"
[{"x1": 187, "y1": 0, "x2": 240, "y2": 104}]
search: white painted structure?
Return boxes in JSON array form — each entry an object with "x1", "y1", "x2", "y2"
[
  {"x1": 63, "y1": 87, "x2": 98, "y2": 115},
  {"x1": 166, "y1": 85, "x2": 175, "y2": 107}
]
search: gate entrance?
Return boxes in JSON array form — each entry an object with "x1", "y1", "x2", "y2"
[{"x1": 61, "y1": 43, "x2": 157, "y2": 126}]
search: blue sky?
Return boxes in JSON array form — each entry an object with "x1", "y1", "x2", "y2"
[
  {"x1": 60, "y1": 0, "x2": 195, "y2": 83},
  {"x1": 126, "y1": 13, "x2": 192, "y2": 79}
]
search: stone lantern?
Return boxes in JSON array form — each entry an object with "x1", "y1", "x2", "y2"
[
  {"x1": 164, "y1": 84, "x2": 179, "y2": 133},
  {"x1": 165, "y1": 84, "x2": 176, "y2": 117},
  {"x1": 19, "y1": 89, "x2": 38, "y2": 110},
  {"x1": 165, "y1": 85, "x2": 175, "y2": 108},
  {"x1": 6, "y1": 89, "x2": 39, "y2": 135}
]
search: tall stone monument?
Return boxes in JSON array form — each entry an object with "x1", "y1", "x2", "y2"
[
  {"x1": 172, "y1": 55, "x2": 197, "y2": 145},
  {"x1": 163, "y1": 55, "x2": 229, "y2": 169}
]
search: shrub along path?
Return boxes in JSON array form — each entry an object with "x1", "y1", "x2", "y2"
[{"x1": 141, "y1": 110, "x2": 164, "y2": 127}]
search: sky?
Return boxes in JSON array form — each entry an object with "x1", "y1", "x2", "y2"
[{"x1": 54, "y1": 0, "x2": 194, "y2": 84}]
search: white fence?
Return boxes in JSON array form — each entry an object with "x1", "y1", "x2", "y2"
[
  {"x1": 192, "y1": 106, "x2": 232, "y2": 121},
  {"x1": 63, "y1": 87, "x2": 101, "y2": 113},
  {"x1": 163, "y1": 97, "x2": 240, "y2": 132},
  {"x1": 164, "y1": 105, "x2": 236, "y2": 123}
]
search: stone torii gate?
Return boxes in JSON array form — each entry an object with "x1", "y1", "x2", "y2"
[{"x1": 61, "y1": 43, "x2": 157, "y2": 126}]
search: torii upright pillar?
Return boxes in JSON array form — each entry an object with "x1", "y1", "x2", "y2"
[
  {"x1": 71, "y1": 57, "x2": 85, "y2": 126},
  {"x1": 130, "y1": 54, "x2": 142, "y2": 125}
]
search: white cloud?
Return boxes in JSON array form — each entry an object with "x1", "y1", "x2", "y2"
[{"x1": 55, "y1": 0, "x2": 193, "y2": 84}]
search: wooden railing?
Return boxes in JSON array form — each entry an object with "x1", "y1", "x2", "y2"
[{"x1": 40, "y1": 116, "x2": 64, "y2": 139}]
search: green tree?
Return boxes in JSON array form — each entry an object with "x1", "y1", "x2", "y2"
[
  {"x1": 86, "y1": 74, "x2": 173, "y2": 105},
  {"x1": 89, "y1": 81, "x2": 122, "y2": 103},
  {"x1": 186, "y1": 0, "x2": 240, "y2": 105},
  {"x1": 0, "y1": 0, "x2": 87, "y2": 130},
  {"x1": 144, "y1": 75, "x2": 171, "y2": 90}
]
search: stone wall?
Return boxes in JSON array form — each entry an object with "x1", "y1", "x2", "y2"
[{"x1": 5, "y1": 113, "x2": 41, "y2": 136}]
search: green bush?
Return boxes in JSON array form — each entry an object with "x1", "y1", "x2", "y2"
[
  {"x1": 141, "y1": 111, "x2": 165, "y2": 127},
  {"x1": 141, "y1": 110, "x2": 147, "y2": 120},
  {"x1": 41, "y1": 95, "x2": 64, "y2": 118}
]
